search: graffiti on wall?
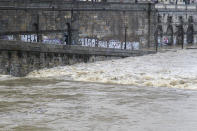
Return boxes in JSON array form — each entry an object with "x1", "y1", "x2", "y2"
[
  {"x1": 42, "y1": 36, "x2": 62, "y2": 44},
  {"x1": 21, "y1": 35, "x2": 38, "y2": 42},
  {"x1": 0, "y1": 35, "x2": 141, "y2": 50},
  {"x1": 22, "y1": 35, "x2": 62, "y2": 44},
  {"x1": 0, "y1": 35, "x2": 14, "y2": 40},
  {"x1": 79, "y1": 38, "x2": 139, "y2": 50}
]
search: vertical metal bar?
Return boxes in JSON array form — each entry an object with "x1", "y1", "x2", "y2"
[
  {"x1": 124, "y1": 27, "x2": 127, "y2": 50},
  {"x1": 67, "y1": 23, "x2": 71, "y2": 45},
  {"x1": 147, "y1": 3, "x2": 151, "y2": 48},
  {"x1": 123, "y1": 10, "x2": 127, "y2": 50},
  {"x1": 36, "y1": 14, "x2": 40, "y2": 42},
  {"x1": 70, "y1": 8, "x2": 73, "y2": 45},
  {"x1": 156, "y1": 39, "x2": 158, "y2": 52}
]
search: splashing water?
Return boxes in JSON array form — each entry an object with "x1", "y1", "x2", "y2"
[
  {"x1": 0, "y1": 75, "x2": 17, "y2": 81},
  {"x1": 1, "y1": 49, "x2": 197, "y2": 130},
  {"x1": 27, "y1": 49, "x2": 197, "y2": 89}
]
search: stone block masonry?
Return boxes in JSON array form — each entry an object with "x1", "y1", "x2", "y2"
[
  {"x1": 0, "y1": 1, "x2": 157, "y2": 77},
  {"x1": 0, "y1": 1, "x2": 157, "y2": 49},
  {"x1": 0, "y1": 40, "x2": 155, "y2": 77},
  {"x1": 155, "y1": 4, "x2": 197, "y2": 46}
]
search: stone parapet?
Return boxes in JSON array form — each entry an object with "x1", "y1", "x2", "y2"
[
  {"x1": 0, "y1": 40, "x2": 155, "y2": 76},
  {"x1": 155, "y1": 4, "x2": 197, "y2": 11}
]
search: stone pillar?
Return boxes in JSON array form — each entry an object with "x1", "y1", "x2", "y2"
[
  {"x1": 166, "y1": 16, "x2": 173, "y2": 46},
  {"x1": 194, "y1": 35, "x2": 197, "y2": 45},
  {"x1": 187, "y1": 16, "x2": 194, "y2": 44},
  {"x1": 40, "y1": 53, "x2": 45, "y2": 68},
  {"x1": 20, "y1": 51, "x2": 29, "y2": 76},
  {"x1": 71, "y1": 10, "x2": 80, "y2": 45},
  {"x1": 10, "y1": 51, "x2": 20, "y2": 76},
  {"x1": 0, "y1": 52, "x2": 2, "y2": 74},
  {"x1": 34, "y1": 52, "x2": 41, "y2": 70},
  {"x1": 62, "y1": 54, "x2": 69, "y2": 65}
]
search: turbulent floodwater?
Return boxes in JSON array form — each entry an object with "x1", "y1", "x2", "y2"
[
  {"x1": 29, "y1": 49, "x2": 197, "y2": 89},
  {"x1": 1, "y1": 49, "x2": 197, "y2": 130}
]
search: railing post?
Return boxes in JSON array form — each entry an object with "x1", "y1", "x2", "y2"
[
  {"x1": 36, "y1": 14, "x2": 40, "y2": 42},
  {"x1": 124, "y1": 26, "x2": 127, "y2": 50},
  {"x1": 147, "y1": 3, "x2": 151, "y2": 48},
  {"x1": 67, "y1": 23, "x2": 72, "y2": 45},
  {"x1": 156, "y1": 38, "x2": 158, "y2": 52}
]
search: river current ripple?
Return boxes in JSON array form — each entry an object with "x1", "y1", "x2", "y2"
[
  {"x1": 0, "y1": 78, "x2": 197, "y2": 131},
  {"x1": 1, "y1": 49, "x2": 197, "y2": 130}
]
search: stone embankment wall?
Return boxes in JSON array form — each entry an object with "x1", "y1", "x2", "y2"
[
  {"x1": 0, "y1": 1, "x2": 156, "y2": 49},
  {"x1": 0, "y1": 40, "x2": 155, "y2": 77},
  {"x1": 0, "y1": 1, "x2": 157, "y2": 76},
  {"x1": 155, "y1": 4, "x2": 197, "y2": 45}
]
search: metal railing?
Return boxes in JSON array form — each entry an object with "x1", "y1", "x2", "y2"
[{"x1": 155, "y1": 3, "x2": 197, "y2": 11}]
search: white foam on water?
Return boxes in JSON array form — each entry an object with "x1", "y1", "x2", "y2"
[
  {"x1": 27, "y1": 49, "x2": 197, "y2": 89},
  {"x1": 0, "y1": 75, "x2": 17, "y2": 81}
]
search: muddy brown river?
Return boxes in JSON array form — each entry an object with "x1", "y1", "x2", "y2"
[
  {"x1": 1, "y1": 49, "x2": 197, "y2": 130},
  {"x1": 0, "y1": 78, "x2": 197, "y2": 131}
]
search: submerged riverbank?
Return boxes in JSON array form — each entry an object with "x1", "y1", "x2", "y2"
[{"x1": 27, "y1": 49, "x2": 197, "y2": 89}]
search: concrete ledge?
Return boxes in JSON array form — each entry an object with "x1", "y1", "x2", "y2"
[
  {"x1": 0, "y1": 40, "x2": 155, "y2": 57},
  {"x1": 156, "y1": 4, "x2": 197, "y2": 11},
  {"x1": 0, "y1": 40, "x2": 155, "y2": 77}
]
